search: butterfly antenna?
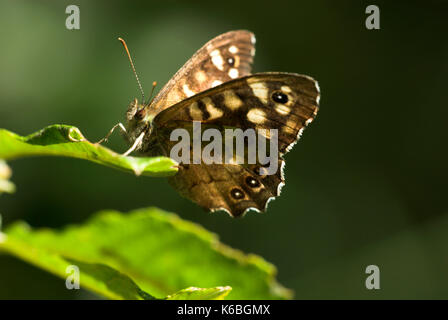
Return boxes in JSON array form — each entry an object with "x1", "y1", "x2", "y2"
[
  {"x1": 146, "y1": 81, "x2": 157, "y2": 105},
  {"x1": 118, "y1": 37, "x2": 145, "y2": 103}
]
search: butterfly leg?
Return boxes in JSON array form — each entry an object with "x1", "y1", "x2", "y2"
[
  {"x1": 122, "y1": 132, "x2": 145, "y2": 157},
  {"x1": 95, "y1": 123, "x2": 127, "y2": 144}
]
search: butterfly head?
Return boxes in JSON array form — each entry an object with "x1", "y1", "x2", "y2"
[{"x1": 125, "y1": 98, "x2": 154, "y2": 146}]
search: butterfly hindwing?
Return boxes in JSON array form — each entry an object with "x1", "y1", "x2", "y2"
[
  {"x1": 169, "y1": 161, "x2": 285, "y2": 217},
  {"x1": 149, "y1": 30, "x2": 255, "y2": 114}
]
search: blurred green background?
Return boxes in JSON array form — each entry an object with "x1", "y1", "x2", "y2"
[{"x1": 0, "y1": 0, "x2": 447, "y2": 299}]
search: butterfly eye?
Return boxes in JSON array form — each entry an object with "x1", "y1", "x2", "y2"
[
  {"x1": 230, "y1": 188, "x2": 245, "y2": 200},
  {"x1": 271, "y1": 91, "x2": 289, "y2": 104},
  {"x1": 227, "y1": 57, "x2": 235, "y2": 66},
  {"x1": 245, "y1": 176, "x2": 260, "y2": 188},
  {"x1": 135, "y1": 109, "x2": 145, "y2": 120}
]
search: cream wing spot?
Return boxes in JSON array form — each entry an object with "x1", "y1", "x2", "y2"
[
  {"x1": 182, "y1": 84, "x2": 196, "y2": 97},
  {"x1": 247, "y1": 108, "x2": 267, "y2": 124},
  {"x1": 229, "y1": 45, "x2": 238, "y2": 54},
  {"x1": 228, "y1": 68, "x2": 239, "y2": 79},
  {"x1": 281, "y1": 85, "x2": 292, "y2": 93},
  {"x1": 210, "y1": 49, "x2": 224, "y2": 71},
  {"x1": 202, "y1": 97, "x2": 223, "y2": 120},
  {"x1": 248, "y1": 81, "x2": 269, "y2": 104},
  {"x1": 275, "y1": 103, "x2": 291, "y2": 115},
  {"x1": 195, "y1": 71, "x2": 207, "y2": 83},
  {"x1": 223, "y1": 90, "x2": 243, "y2": 111},
  {"x1": 189, "y1": 102, "x2": 203, "y2": 120}
]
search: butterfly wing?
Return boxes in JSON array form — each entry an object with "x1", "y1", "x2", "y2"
[
  {"x1": 169, "y1": 162, "x2": 285, "y2": 217},
  {"x1": 149, "y1": 30, "x2": 256, "y2": 113},
  {"x1": 152, "y1": 72, "x2": 320, "y2": 154},
  {"x1": 147, "y1": 73, "x2": 319, "y2": 217}
]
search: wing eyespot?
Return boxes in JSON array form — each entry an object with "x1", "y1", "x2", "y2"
[
  {"x1": 230, "y1": 188, "x2": 245, "y2": 200},
  {"x1": 271, "y1": 91, "x2": 289, "y2": 104},
  {"x1": 245, "y1": 176, "x2": 260, "y2": 188}
]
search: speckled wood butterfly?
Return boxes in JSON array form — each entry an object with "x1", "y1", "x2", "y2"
[{"x1": 108, "y1": 30, "x2": 320, "y2": 217}]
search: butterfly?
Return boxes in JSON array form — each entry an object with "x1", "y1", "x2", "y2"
[{"x1": 105, "y1": 30, "x2": 320, "y2": 218}]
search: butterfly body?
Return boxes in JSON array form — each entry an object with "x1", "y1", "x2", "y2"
[{"x1": 123, "y1": 30, "x2": 320, "y2": 217}]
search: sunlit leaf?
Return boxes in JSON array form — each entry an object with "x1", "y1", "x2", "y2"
[
  {"x1": 166, "y1": 286, "x2": 232, "y2": 300},
  {"x1": 0, "y1": 207, "x2": 291, "y2": 299},
  {"x1": 0, "y1": 125, "x2": 177, "y2": 177}
]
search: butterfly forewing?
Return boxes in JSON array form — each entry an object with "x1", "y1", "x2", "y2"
[
  {"x1": 149, "y1": 30, "x2": 255, "y2": 113},
  {"x1": 152, "y1": 73, "x2": 320, "y2": 154}
]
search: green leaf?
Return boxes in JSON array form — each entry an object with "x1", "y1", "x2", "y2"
[
  {"x1": 0, "y1": 230, "x2": 230, "y2": 300},
  {"x1": 0, "y1": 160, "x2": 15, "y2": 194},
  {"x1": 0, "y1": 125, "x2": 177, "y2": 177},
  {"x1": 0, "y1": 207, "x2": 291, "y2": 299},
  {"x1": 166, "y1": 286, "x2": 232, "y2": 300}
]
